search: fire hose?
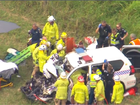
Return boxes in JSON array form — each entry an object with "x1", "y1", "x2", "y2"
[{"x1": 94, "y1": 94, "x2": 108, "y2": 105}]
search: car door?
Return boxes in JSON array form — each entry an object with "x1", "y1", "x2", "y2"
[
  {"x1": 122, "y1": 45, "x2": 140, "y2": 69},
  {"x1": 67, "y1": 65, "x2": 90, "y2": 102}
]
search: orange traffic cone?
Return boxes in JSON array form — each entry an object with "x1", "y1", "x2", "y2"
[{"x1": 124, "y1": 87, "x2": 137, "y2": 97}]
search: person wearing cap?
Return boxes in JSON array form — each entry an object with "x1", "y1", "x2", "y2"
[
  {"x1": 71, "y1": 75, "x2": 89, "y2": 105},
  {"x1": 88, "y1": 67, "x2": 97, "y2": 104},
  {"x1": 111, "y1": 75, "x2": 124, "y2": 104},
  {"x1": 38, "y1": 45, "x2": 49, "y2": 74},
  {"x1": 94, "y1": 75, "x2": 105, "y2": 105},
  {"x1": 49, "y1": 44, "x2": 65, "y2": 59},
  {"x1": 31, "y1": 40, "x2": 50, "y2": 78},
  {"x1": 56, "y1": 32, "x2": 67, "y2": 48},
  {"x1": 54, "y1": 72, "x2": 69, "y2": 105},
  {"x1": 129, "y1": 33, "x2": 140, "y2": 45},
  {"x1": 42, "y1": 15, "x2": 59, "y2": 50},
  {"x1": 102, "y1": 59, "x2": 114, "y2": 103}
]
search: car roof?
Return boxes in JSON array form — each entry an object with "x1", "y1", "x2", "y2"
[{"x1": 65, "y1": 46, "x2": 128, "y2": 68}]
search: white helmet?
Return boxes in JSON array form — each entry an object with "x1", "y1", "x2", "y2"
[
  {"x1": 46, "y1": 42, "x2": 51, "y2": 47},
  {"x1": 47, "y1": 16, "x2": 55, "y2": 22},
  {"x1": 57, "y1": 44, "x2": 63, "y2": 51},
  {"x1": 114, "y1": 75, "x2": 120, "y2": 81},
  {"x1": 60, "y1": 72, "x2": 66, "y2": 79},
  {"x1": 94, "y1": 75, "x2": 101, "y2": 80},
  {"x1": 39, "y1": 45, "x2": 47, "y2": 50}
]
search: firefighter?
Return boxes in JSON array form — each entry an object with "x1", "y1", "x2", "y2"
[
  {"x1": 38, "y1": 45, "x2": 49, "y2": 74},
  {"x1": 56, "y1": 32, "x2": 67, "y2": 48},
  {"x1": 111, "y1": 75, "x2": 124, "y2": 104},
  {"x1": 49, "y1": 44, "x2": 65, "y2": 59},
  {"x1": 54, "y1": 72, "x2": 69, "y2": 105},
  {"x1": 71, "y1": 75, "x2": 89, "y2": 105},
  {"x1": 42, "y1": 15, "x2": 59, "y2": 50},
  {"x1": 110, "y1": 28, "x2": 121, "y2": 50},
  {"x1": 88, "y1": 67, "x2": 97, "y2": 104},
  {"x1": 94, "y1": 75, "x2": 105, "y2": 105},
  {"x1": 31, "y1": 40, "x2": 50, "y2": 78},
  {"x1": 70, "y1": 68, "x2": 87, "y2": 85},
  {"x1": 129, "y1": 33, "x2": 140, "y2": 45}
]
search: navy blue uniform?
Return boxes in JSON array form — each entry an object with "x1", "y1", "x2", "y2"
[
  {"x1": 117, "y1": 28, "x2": 127, "y2": 47},
  {"x1": 98, "y1": 24, "x2": 112, "y2": 48},
  {"x1": 30, "y1": 28, "x2": 42, "y2": 45}
]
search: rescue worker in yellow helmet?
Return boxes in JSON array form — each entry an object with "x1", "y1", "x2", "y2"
[
  {"x1": 88, "y1": 67, "x2": 97, "y2": 104},
  {"x1": 111, "y1": 75, "x2": 124, "y2": 104},
  {"x1": 49, "y1": 44, "x2": 65, "y2": 59},
  {"x1": 42, "y1": 16, "x2": 59, "y2": 50},
  {"x1": 94, "y1": 75, "x2": 105, "y2": 105},
  {"x1": 71, "y1": 75, "x2": 89, "y2": 105},
  {"x1": 38, "y1": 45, "x2": 49, "y2": 73},
  {"x1": 54, "y1": 72, "x2": 69, "y2": 105},
  {"x1": 70, "y1": 68, "x2": 87, "y2": 85},
  {"x1": 31, "y1": 41, "x2": 50, "y2": 78},
  {"x1": 56, "y1": 32, "x2": 67, "y2": 47}
]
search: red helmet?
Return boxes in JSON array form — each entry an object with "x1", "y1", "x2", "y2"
[{"x1": 78, "y1": 75, "x2": 84, "y2": 82}]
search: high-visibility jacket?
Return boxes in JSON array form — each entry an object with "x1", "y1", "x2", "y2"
[
  {"x1": 57, "y1": 39, "x2": 65, "y2": 47},
  {"x1": 54, "y1": 78, "x2": 69, "y2": 100},
  {"x1": 32, "y1": 46, "x2": 39, "y2": 66},
  {"x1": 111, "y1": 81, "x2": 124, "y2": 104},
  {"x1": 94, "y1": 80, "x2": 105, "y2": 101},
  {"x1": 70, "y1": 69, "x2": 87, "y2": 85},
  {"x1": 129, "y1": 39, "x2": 140, "y2": 45},
  {"x1": 42, "y1": 22, "x2": 59, "y2": 45},
  {"x1": 89, "y1": 74, "x2": 96, "y2": 88},
  {"x1": 38, "y1": 50, "x2": 49, "y2": 73},
  {"x1": 49, "y1": 49, "x2": 65, "y2": 59},
  {"x1": 96, "y1": 69, "x2": 102, "y2": 76},
  {"x1": 71, "y1": 81, "x2": 89, "y2": 104},
  {"x1": 111, "y1": 33, "x2": 120, "y2": 45}
]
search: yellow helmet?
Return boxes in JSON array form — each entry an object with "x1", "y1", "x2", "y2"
[
  {"x1": 40, "y1": 39, "x2": 47, "y2": 45},
  {"x1": 61, "y1": 32, "x2": 67, "y2": 38}
]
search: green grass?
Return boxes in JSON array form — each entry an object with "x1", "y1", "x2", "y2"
[{"x1": 0, "y1": 1, "x2": 140, "y2": 105}]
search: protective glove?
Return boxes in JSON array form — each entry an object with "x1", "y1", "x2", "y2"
[
  {"x1": 106, "y1": 36, "x2": 109, "y2": 39},
  {"x1": 28, "y1": 30, "x2": 31, "y2": 34},
  {"x1": 98, "y1": 23, "x2": 102, "y2": 28}
]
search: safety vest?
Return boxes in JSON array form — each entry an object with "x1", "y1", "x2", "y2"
[
  {"x1": 90, "y1": 74, "x2": 96, "y2": 88},
  {"x1": 96, "y1": 69, "x2": 102, "y2": 76},
  {"x1": 111, "y1": 33, "x2": 120, "y2": 45},
  {"x1": 129, "y1": 39, "x2": 140, "y2": 45}
]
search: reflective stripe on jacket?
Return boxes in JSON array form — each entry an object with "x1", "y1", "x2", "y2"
[
  {"x1": 111, "y1": 33, "x2": 120, "y2": 45},
  {"x1": 129, "y1": 39, "x2": 140, "y2": 45},
  {"x1": 94, "y1": 80, "x2": 105, "y2": 101},
  {"x1": 42, "y1": 22, "x2": 59, "y2": 45},
  {"x1": 38, "y1": 50, "x2": 49, "y2": 73},
  {"x1": 111, "y1": 81, "x2": 124, "y2": 104},
  {"x1": 89, "y1": 74, "x2": 96, "y2": 88},
  {"x1": 54, "y1": 78, "x2": 69, "y2": 100},
  {"x1": 71, "y1": 81, "x2": 89, "y2": 104},
  {"x1": 49, "y1": 49, "x2": 65, "y2": 59},
  {"x1": 96, "y1": 69, "x2": 102, "y2": 76},
  {"x1": 57, "y1": 39, "x2": 65, "y2": 47}
]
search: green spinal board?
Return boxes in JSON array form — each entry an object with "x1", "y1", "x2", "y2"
[{"x1": 6, "y1": 43, "x2": 37, "y2": 65}]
